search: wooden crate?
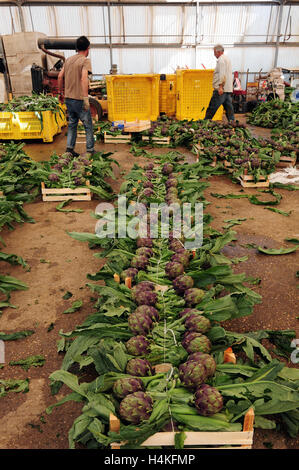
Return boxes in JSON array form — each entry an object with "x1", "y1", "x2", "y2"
[
  {"x1": 104, "y1": 132, "x2": 131, "y2": 144},
  {"x1": 41, "y1": 181, "x2": 92, "y2": 202},
  {"x1": 276, "y1": 155, "x2": 297, "y2": 168},
  {"x1": 110, "y1": 350, "x2": 254, "y2": 450},
  {"x1": 224, "y1": 160, "x2": 234, "y2": 173},
  {"x1": 142, "y1": 136, "x2": 171, "y2": 145},
  {"x1": 124, "y1": 120, "x2": 151, "y2": 132},
  {"x1": 238, "y1": 170, "x2": 270, "y2": 188}
]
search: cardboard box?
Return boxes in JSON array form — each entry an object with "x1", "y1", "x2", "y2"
[{"x1": 2, "y1": 32, "x2": 46, "y2": 56}]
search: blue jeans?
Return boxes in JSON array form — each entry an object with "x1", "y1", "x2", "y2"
[
  {"x1": 204, "y1": 90, "x2": 235, "y2": 121},
  {"x1": 65, "y1": 98, "x2": 94, "y2": 152}
]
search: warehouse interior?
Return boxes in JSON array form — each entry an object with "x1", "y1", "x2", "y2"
[{"x1": 0, "y1": 0, "x2": 298, "y2": 455}]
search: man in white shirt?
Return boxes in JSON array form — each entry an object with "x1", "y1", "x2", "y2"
[{"x1": 204, "y1": 45, "x2": 235, "y2": 121}]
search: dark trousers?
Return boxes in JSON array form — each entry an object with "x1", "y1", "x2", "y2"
[
  {"x1": 204, "y1": 90, "x2": 235, "y2": 121},
  {"x1": 65, "y1": 98, "x2": 94, "y2": 152}
]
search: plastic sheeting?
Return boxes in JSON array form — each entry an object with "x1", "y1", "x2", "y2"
[{"x1": 0, "y1": 3, "x2": 298, "y2": 86}]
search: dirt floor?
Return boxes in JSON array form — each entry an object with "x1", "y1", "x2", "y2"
[{"x1": 0, "y1": 115, "x2": 298, "y2": 450}]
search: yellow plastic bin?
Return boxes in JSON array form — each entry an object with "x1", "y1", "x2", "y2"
[
  {"x1": 106, "y1": 74, "x2": 160, "y2": 122},
  {"x1": 176, "y1": 69, "x2": 223, "y2": 121},
  {"x1": 0, "y1": 112, "x2": 17, "y2": 140},
  {"x1": 159, "y1": 74, "x2": 176, "y2": 117}
]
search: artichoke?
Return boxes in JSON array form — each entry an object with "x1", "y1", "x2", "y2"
[
  {"x1": 184, "y1": 288, "x2": 205, "y2": 306},
  {"x1": 119, "y1": 391, "x2": 153, "y2": 424},
  {"x1": 143, "y1": 188, "x2": 154, "y2": 198},
  {"x1": 169, "y1": 238, "x2": 185, "y2": 252},
  {"x1": 137, "y1": 238, "x2": 153, "y2": 248},
  {"x1": 179, "y1": 308, "x2": 201, "y2": 319},
  {"x1": 128, "y1": 311, "x2": 153, "y2": 335},
  {"x1": 194, "y1": 384, "x2": 223, "y2": 416},
  {"x1": 144, "y1": 162, "x2": 154, "y2": 170},
  {"x1": 162, "y1": 163, "x2": 174, "y2": 175},
  {"x1": 178, "y1": 361, "x2": 207, "y2": 389},
  {"x1": 171, "y1": 251, "x2": 190, "y2": 268},
  {"x1": 135, "y1": 305, "x2": 160, "y2": 322},
  {"x1": 172, "y1": 275, "x2": 194, "y2": 294},
  {"x1": 125, "y1": 335, "x2": 151, "y2": 356},
  {"x1": 112, "y1": 377, "x2": 144, "y2": 399},
  {"x1": 131, "y1": 255, "x2": 149, "y2": 270},
  {"x1": 144, "y1": 181, "x2": 154, "y2": 189},
  {"x1": 131, "y1": 281, "x2": 155, "y2": 300},
  {"x1": 134, "y1": 290, "x2": 158, "y2": 307},
  {"x1": 136, "y1": 247, "x2": 153, "y2": 258},
  {"x1": 184, "y1": 314, "x2": 211, "y2": 334},
  {"x1": 126, "y1": 358, "x2": 154, "y2": 376},
  {"x1": 165, "y1": 178, "x2": 178, "y2": 189},
  {"x1": 188, "y1": 352, "x2": 216, "y2": 377},
  {"x1": 165, "y1": 261, "x2": 185, "y2": 280},
  {"x1": 120, "y1": 268, "x2": 138, "y2": 281},
  {"x1": 182, "y1": 332, "x2": 211, "y2": 354}
]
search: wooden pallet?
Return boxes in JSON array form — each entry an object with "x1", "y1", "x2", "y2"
[
  {"x1": 41, "y1": 181, "x2": 92, "y2": 202},
  {"x1": 110, "y1": 350, "x2": 254, "y2": 450},
  {"x1": 142, "y1": 136, "x2": 171, "y2": 145},
  {"x1": 276, "y1": 155, "x2": 297, "y2": 168},
  {"x1": 238, "y1": 170, "x2": 270, "y2": 188},
  {"x1": 104, "y1": 132, "x2": 131, "y2": 144}
]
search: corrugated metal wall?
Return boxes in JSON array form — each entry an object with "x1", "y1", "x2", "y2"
[{"x1": 0, "y1": 3, "x2": 298, "y2": 87}]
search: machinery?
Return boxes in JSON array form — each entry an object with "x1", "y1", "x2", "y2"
[{"x1": 34, "y1": 37, "x2": 107, "y2": 120}]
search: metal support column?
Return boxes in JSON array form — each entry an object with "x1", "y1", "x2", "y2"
[
  {"x1": 274, "y1": 0, "x2": 284, "y2": 68},
  {"x1": 16, "y1": 0, "x2": 26, "y2": 32},
  {"x1": 107, "y1": 1, "x2": 113, "y2": 71}
]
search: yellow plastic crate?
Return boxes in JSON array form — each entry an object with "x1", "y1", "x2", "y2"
[
  {"x1": 176, "y1": 69, "x2": 223, "y2": 121},
  {"x1": 159, "y1": 74, "x2": 176, "y2": 117},
  {"x1": 0, "y1": 105, "x2": 66, "y2": 142},
  {"x1": 0, "y1": 112, "x2": 16, "y2": 139},
  {"x1": 106, "y1": 74, "x2": 160, "y2": 122}
]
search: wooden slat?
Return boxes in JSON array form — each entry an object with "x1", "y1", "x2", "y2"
[
  {"x1": 41, "y1": 182, "x2": 91, "y2": 202},
  {"x1": 141, "y1": 431, "x2": 253, "y2": 447}
]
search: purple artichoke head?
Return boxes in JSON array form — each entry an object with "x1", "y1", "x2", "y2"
[
  {"x1": 184, "y1": 288, "x2": 205, "y2": 306},
  {"x1": 48, "y1": 173, "x2": 60, "y2": 182},
  {"x1": 169, "y1": 238, "x2": 185, "y2": 252},
  {"x1": 166, "y1": 178, "x2": 178, "y2": 189},
  {"x1": 135, "y1": 305, "x2": 159, "y2": 322},
  {"x1": 125, "y1": 335, "x2": 151, "y2": 356},
  {"x1": 179, "y1": 308, "x2": 201, "y2": 319},
  {"x1": 171, "y1": 251, "x2": 190, "y2": 268},
  {"x1": 182, "y1": 332, "x2": 211, "y2": 354},
  {"x1": 112, "y1": 377, "x2": 144, "y2": 399},
  {"x1": 162, "y1": 163, "x2": 174, "y2": 175},
  {"x1": 172, "y1": 275, "x2": 194, "y2": 294},
  {"x1": 188, "y1": 352, "x2": 216, "y2": 377},
  {"x1": 119, "y1": 391, "x2": 153, "y2": 424},
  {"x1": 144, "y1": 162, "x2": 154, "y2": 171},
  {"x1": 143, "y1": 188, "x2": 154, "y2": 198},
  {"x1": 178, "y1": 361, "x2": 207, "y2": 389},
  {"x1": 137, "y1": 238, "x2": 153, "y2": 248},
  {"x1": 126, "y1": 358, "x2": 154, "y2": 377},
  {"x1": 194, "y1": 384, "x2": 223, "y2": 416},
  {"x1": 165, "y1": 261, "x2": 185, "y2": 280},
  {"x1": 136, "y1": 247, "x2": 153, "y2": 258},
  {"x1": 133, "y1": 290, "x2": 158, "y2": 307},
  {"x1": 131, "y1": 255, "x2": 149, "y2": 270},
  {"x1": 184, "y1": 314, "x2": 211, "y2": 334},
  {"x1": 144, "y1": 181, "x2": 154, "y2": 189},
  {"x1": 128, "y1": 311, "x2": 153, "y2": 335},
  {"x1": 131, "y1": 281, "x2": 155, "y2": 300}
]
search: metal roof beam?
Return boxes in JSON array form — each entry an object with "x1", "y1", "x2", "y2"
[{"x1": 3, "y1": 1, "x2": 299, "y2": 7}]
